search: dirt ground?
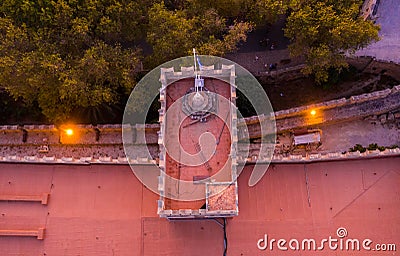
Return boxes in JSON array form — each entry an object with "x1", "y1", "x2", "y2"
[{"x1": 260, "y1": 73, "x2": 399, "y2": 111}]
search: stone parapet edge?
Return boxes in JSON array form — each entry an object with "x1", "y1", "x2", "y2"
[
  {"x1": 0, "y1": 148, "x2": 398, "y2": 165},
  {"x1": 241, "y1": 148, "x2": 400, "y2": 164}
]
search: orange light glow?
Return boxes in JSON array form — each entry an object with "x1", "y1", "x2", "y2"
[
  {"x1": 66, "y1": 129, "x2": 74, "y2": 136},
  {"x1": 310, "y1": 109, "x2": 317, "y2": 116}
]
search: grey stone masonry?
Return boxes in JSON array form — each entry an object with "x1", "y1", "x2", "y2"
[{"x1": 239, "y1": 85, "x2": 400, "y2": 139}]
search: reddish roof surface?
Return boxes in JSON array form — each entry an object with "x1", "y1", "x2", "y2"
[
  {"x1": 163, "y1": 78, "x2": 233, "y2": 210},
  {"x1": 0, "y1": 156, "x2": 399, "y2": 255}
]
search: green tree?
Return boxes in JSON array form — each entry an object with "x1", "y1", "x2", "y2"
[
  {"x1": 184, "y1": 0, "x2": 286, "y2": 25},
  {"x1": 0, "y1": 0, "x2": 142, "y2": 123},
  {"x1": 146, "y1": 2, "x2": 253, "y2": 65},
  {"x1": 146, "y1": 2, "x2": 197, "y2": 65},
  {"x1": 253, "y1": 0, "x2": 289, "y2": 24},
  {"x1": 284, "y1": 0, "x2": 380, "y2": 83}
]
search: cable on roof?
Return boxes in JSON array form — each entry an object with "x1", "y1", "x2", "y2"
[
  {"x1": 223, "y1": 218, "x2": 227, "y2": 256},
  {"x1": 212, "y1": 218, "x2": 228, "y2": 256}
]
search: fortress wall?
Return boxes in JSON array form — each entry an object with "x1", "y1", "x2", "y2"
[
  {"x1": 1, "y1": 85, "x2": 397, "y2": 145},
  {"x1": 239, "y1": 85, "x2": 400, "y2": 136},
  {"x1": 0, "y1": 86, "x2": 399, "y2": 163}
]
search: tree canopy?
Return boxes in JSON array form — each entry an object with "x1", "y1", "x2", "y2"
[
  {"x1": 0, "y1": 0, "x2": 144, "y2": 123},
  {"x1": 284, "y1": 0, "x2": 380, "y2": 83},
  {"x1": 0, "y1": 0, "x2": 254, "y2": 123},
  {"x1": 0, "y1": 0, "x2": 380, "y2": 123},
  {"x1": 146, "y1": 2, "x2": 252, "y2": 65}
]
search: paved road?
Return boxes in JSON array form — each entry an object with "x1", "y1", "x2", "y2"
[
  {"x1": 356, "y1": 0, "x2": 400, "y2": 63},
  {"x1": 225, "y1": 15, "x2": 298, "y2": 75},
  {"x1": 237, "y1": 15, "x2": 290, "y2": 53}
]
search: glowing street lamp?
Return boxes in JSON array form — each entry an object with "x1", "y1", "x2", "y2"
[
  {"x1": 65, "y1": 129, "x2": 74, "y2": 136},
  {"x1": 310, "y1": 109, "x2": 317, "y2": 116}
]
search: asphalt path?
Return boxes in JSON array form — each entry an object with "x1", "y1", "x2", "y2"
[{"x1": 356, "y1": 0, "x2": 400, "y2": 63}]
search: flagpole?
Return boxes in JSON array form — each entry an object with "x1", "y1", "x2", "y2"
[{"x1": 193, "y1": 48, "x2": 198, "y2": 92}]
